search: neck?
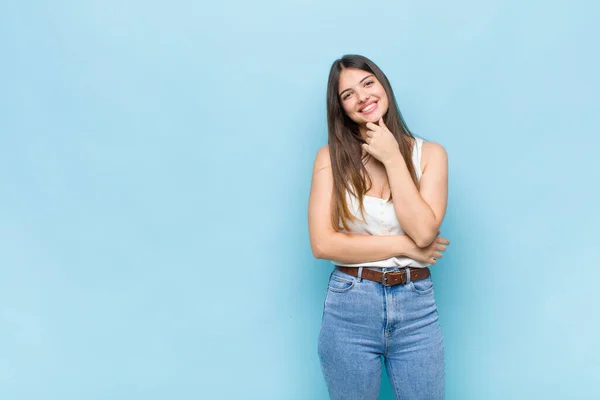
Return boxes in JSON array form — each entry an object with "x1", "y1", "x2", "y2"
[{"x1": 358, "y1": 124, "x2": 369, "y2": 141}]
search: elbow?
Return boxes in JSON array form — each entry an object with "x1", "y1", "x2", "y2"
[
  {"x1": 414, "y1": 229, "x2": 439, "y2": 248},
  {"x1": 312, "y1": 246, "x2": 325, "y2": 259},
  {"x1": 311, "y1": 239, "x2": 329, "y2": 259},
  {"x1": 310, "y1": 230, "x2": 340, "y2": 259},
  {"x1": 415, "y1": 237, "x2": 434, "y2": 248}
]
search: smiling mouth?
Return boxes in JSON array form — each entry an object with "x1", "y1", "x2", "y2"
[{"x1": 360, "y1": 101, "x2": 378, "y2": 114}]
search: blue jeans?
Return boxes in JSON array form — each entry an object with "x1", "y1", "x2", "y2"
[{"x1": 318, "y1": 267, "x2": 445, "y2": 399}]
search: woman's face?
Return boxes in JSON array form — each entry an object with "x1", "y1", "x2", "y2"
[{"x1": 338, "y1": 68, "x2": 389, "y2": 125}]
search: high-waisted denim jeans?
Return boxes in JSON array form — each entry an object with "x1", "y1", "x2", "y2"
[{"x1": 318, "y1": 266, "x2": 445, "y2": 400}]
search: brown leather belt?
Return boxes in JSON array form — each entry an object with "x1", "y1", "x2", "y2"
[{"x1": 335, "y1": 266, "x2": 430, "y2": 286}]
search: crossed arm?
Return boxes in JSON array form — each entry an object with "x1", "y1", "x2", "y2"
[
  {"x1": 384, "y1": 141, "x2": 448, "y2": 247},
  {"x1": 308, "y1": 144, "x2": 447, "y2": 264}
]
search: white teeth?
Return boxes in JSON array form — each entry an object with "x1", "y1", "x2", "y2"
[{"x1": 361, "y1": 103, "x2": 376, "y2": 112}]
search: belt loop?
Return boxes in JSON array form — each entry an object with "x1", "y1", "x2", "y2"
[
  {"x1": 405, "y1": 267, "x2": 411, "y2": 284},
  {"x1": 357, "y1": 267, "x2": 363, "y2": 282}
]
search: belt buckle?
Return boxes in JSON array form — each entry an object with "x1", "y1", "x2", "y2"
[
  {"x1": 381, "y1": 271, "x2": 391, "y2": 286},
  {"x1": 381, "y1": 269, "x2": 407, "y2": 286},
  {"x1": 399, "y1": 269, "x2": 408, "y2": 285}
]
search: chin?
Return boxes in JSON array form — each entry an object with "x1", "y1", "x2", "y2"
[{"x1": 363, "y1": 113, "x2": 381, "y2": 123}]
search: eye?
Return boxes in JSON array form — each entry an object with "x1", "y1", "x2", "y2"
[
  {"x1": 342, "y1": 93, "x2": 352, "y2": 100},
  {"x1": 365, "y1": 81, "x2": 374, "y2": 86}
]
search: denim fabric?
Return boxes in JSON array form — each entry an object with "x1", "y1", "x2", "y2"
[{"x1": 318, "y1": 267, "x2": 445, "y2": 399}]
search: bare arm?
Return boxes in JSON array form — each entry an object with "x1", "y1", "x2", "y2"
[
  {"x1": 384, "y1": 141, "x2": 448, "y2": 247},
  {"x1": 308, "y1": 145, "x2": 421, "y2": 263},
  {"x1": 314, "y1": 232, "x2": 420, "y2": 264}
]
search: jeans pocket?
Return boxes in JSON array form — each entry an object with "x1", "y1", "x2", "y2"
[
  {"x1": 409, "y1": 276, "x2": 434, "y2": 295},
  {"x1": 327, "y1": 273, "x2": 356, "y2": 293}
]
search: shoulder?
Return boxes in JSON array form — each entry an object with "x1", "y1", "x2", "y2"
[
  {"x1": 316, "y1": 144, "x2": 330, "y2": 158},
  {"x1": 313, "y1": 144, "x2": 331, "y2": 172},
  {"x1": 421, "y1": 140, "x2": 447, "y2": 165}
]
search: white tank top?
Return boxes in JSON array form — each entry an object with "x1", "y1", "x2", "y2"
[{"x1": 330, "y1": 137, "x2": 430, "y2": 270}]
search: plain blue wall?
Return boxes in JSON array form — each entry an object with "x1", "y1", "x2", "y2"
[{"x1": 1, "y1": 1, "x2": 599, "y2": 399}]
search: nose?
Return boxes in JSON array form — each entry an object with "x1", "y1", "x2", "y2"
[{"x1": 357, "y1": 88, "x2": 370, "y2": 104}]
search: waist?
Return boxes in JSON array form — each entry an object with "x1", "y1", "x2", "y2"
[
  {"x1": 331, "y1": 257, "x2": 430, "y2": 269},
  {"x1": 335, "y1": 265, "x2": 430, "y2": 286}
]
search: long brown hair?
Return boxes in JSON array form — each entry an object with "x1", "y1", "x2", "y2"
[{"x1": 327, "y1": 54, "x2": 420, "y2": 231}]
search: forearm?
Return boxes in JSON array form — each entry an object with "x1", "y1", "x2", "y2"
[
  {"x1": 315, "y1": 232, "x2": 417, "y2": 264},
  {"x1": 385, "y1": 157, "x2": 438, "y2": 247}
]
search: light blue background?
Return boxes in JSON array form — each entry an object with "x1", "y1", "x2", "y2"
[{"x1": 1, "y1": 1, "x2": 599, "y2": 399}]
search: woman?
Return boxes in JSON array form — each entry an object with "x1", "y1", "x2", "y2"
[{"x1": 308, "y1": 54, "x2": 451, "y2": 400}]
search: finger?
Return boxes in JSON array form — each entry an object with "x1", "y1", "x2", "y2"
[
  {"x1": 433, "y1": 252, "x2": 443, "y2": 258},
  {"x1": 365, "y1": 130, "x2": 374, "y2": 138},
  {"x1": 365, "y1": 122, "x2": 379, "y2": 131},
  {"x1": 378, "y1": 117, "x2": 388, "y2": 130},
  {"x1": 362, "y1": 143, "x2": 370, "y2": 153}
]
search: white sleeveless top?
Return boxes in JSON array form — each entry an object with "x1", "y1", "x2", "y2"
[{"x1": 330, "y1": 137, "x2": 430, "y2": 270}]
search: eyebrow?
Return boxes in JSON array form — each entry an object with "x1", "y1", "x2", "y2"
[{"x1": 339, "y1": 74, "x2": 375, "y2": 97}]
